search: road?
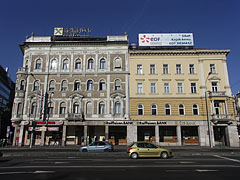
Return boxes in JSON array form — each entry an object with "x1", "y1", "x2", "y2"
[{"x1": 0, "y1": 153, "x2": 240, "y2": 180}]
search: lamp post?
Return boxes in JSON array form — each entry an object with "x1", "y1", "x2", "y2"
[
  {"x1": 45, "y1": 92, "x2": 54, "y2": 146},
  {"x1": 205, "y1": 72, "x2": 213, "y2": 148}
]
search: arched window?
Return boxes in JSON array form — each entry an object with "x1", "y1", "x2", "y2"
[
  {"x1": 31, "y1": 102, "x2": 37, "y2": 115},
  {"x1": 75, "y1": 59, "x2": 81, "y2": 70},
  {"x1": 25, "y1": 60, "x2": 29, "y2": 70},
  {"x1": 114, "y1": 79, "x2": 121, "y2": 90},
  {"x1": 74, "y1": 80, "x2": 81, "y2": 91},
  {"x1": 87, "y1": 80, "x2": 93, "y2": 91},
  {"x1": 35, "y1": 59, "x2": 41, "y2": 69},
  {"x1": 179, "y1": 104, "x2": 185, "y2": 115},
  {"x1": 100, "y1": 58, "x2": 106, "y2": 69},
  {"x1": 50, "y1": 59, "x2": 58, "y2": 70},
  {"x1": 73, "y1": 103, "x2": 79, "y2": 114},
  {"x1": 49, "y1": 80, "x2": 55, "y2": 91},
  {"x1": 193, "y1": 104, "x2": 199, "y2": 115},
  {"x1": 115, "y1": 102, "x2": 121, "y2": 115},
  {"x1": 99, "y1": 102, "x2": 105, "y2": 115},
  {"x1": 87, "y1": 59, "x2": 94, "y2": 69},
  {"x1": 17, "y1": 103, "x2": 23, "y2": 115},
  {"x1": 114, "y1": 57, "x2": 121, "y2": 68},
  {"x1": 138, "y1": 104, "x2": 143, "y2": 115},
  {"x1": 165, "y1": 104, "x2": 171, "y2": 115},
  {"x1": 61, "y1": 80, "x2": 68, "y2": 91},
  {"x1": 99, "y1": 80, "x2": 106, "y2": 91},
  {"x1": 62, "y1": 59, "x2": 69, "y2": 70},
  {"x1": 60, "y1": 102, "x2": 66, "y2": 114},
  {"x1": 152, "y1": 104, "x2": 157, "y2": 115},
  {"x1": 33, "y1": 80, "x2": 40, "y2": 91},
  {"x1": 20, "y1": 80, "x2": 25, "y2": 90},
  {"x1": 48, "y1": 102, "x2": 54, "y2": 116},
  {"x1": 86, "y1": 102, "x2": 93, "y2": 115}
]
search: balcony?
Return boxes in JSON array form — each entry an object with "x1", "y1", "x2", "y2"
[
  {"x1": 66, "y1": 113, "x2": 84, "y2": 121},
  {"x1": 211, "y1": 114, "x2": 232, "y2": 124},
  {"x1": 17, "y1": 67, "x2": 28, "y2": 74},
  {"x1": 209, "y1": 91, "x2": 226, "y2": 97}
]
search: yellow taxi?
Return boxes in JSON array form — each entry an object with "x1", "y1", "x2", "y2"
[{"x1": 127, "y1": 141, "x2": 172, "y2": 159}]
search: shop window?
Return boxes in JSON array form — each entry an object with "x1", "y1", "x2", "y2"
[{"x1": 159, "y1": 126, "x2": 177, "y2": 142}]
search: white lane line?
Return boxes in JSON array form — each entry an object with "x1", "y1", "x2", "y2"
[
  {"x1": 195, "y1": 169, "x2": 218, "y2": 172},
  {"x1": 33, "y1": 171, "x2": 55, "y2": 174},
  {"x1": 0, "y1": 171, "x2": 55, "y2": 175},
  {"x1": 179, "y1": 162, "x2": 195, "y2": 164},
  {"x1": 213, "y1": 155, "x2": 240, "y2": 163}
]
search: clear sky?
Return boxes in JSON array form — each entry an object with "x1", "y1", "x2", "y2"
[{"x1": 1, "y1": 0, "x2": 239, "y2": 93}]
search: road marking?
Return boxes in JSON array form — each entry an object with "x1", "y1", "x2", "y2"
[
  {"x1": 33, "y1": 171, "x2": 55, "y2": 174},
  {"x1": 195, "y1": 169, "x2": 219, "y2": 172},
  {"x1": 213, "y1": 155, "x2": 240, "y2": 163},
  {"x1": 54, "y1": 162, "x2": 69, "y2": 164},
  {"x1": 0, "y1": 171, "x2": 55, "y2": 175},
  {"x1": 179, "y1": 161, "x2": 195, "y2": 164}
]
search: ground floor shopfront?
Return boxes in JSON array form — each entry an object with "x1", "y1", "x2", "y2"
[{"x1": 12, "y1": 120, "x2": 239, "y2": 147}]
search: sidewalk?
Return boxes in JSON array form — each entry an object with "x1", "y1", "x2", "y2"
[{"x1": 1, "y1": 145, "x2": 240, "y2": 157}]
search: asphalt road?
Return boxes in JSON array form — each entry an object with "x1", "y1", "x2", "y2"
[{"x1": 0, "y1": 153, "x2": 240, "y2": 180}]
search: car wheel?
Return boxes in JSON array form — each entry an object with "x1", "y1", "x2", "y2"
[
  {"x1": 131, "y1": 153, "x2": 138, "y2": 159},
  {"x1": 161, "y1": 151, "x2": 168, "y2": 159},
  {"x1": 82, "y1": 149, "x2": 88, "y2": 152},
  {"x1": 104, "y1": 149, "x2": 110, "y2": 152}
]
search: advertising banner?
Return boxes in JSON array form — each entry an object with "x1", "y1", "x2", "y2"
[{"x1": 139, "y1": 33, "x2": 194, "y2": 47}]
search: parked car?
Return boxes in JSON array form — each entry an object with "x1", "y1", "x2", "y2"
[
  {"x1": 79, "y1": 141, "x2": 113, "y2": 152},
  {"x1": 127, "y1": 141, "x2": 172, "y2": 159}
]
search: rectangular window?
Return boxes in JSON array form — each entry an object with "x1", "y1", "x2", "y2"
[
  {"x1": 210, "y1": 64, "x2": 216, "y2": 74},
  {"x1": 150, "y1": 83, "x2": 156, "y2": 94},
  {"x1": 137, "y1": 83, "x2": 143, "y2": 94},
  {"x1": 163, "y1": 64, "x2": 168, "y2": 74},
  {"x1": 191, "y1": 83, "x2": 197, "y2": 93},
  {"x1": 176, "y1": 64, "x2": 182, "y2": 74},
  {"x1": 211, "y1": 82, "x2": 218, "y2": 92},
  {"x1": 137, "y1": 64, "x2": 143, "y2": 74},
  {"x1": 150, "y1": 64, "x2": 156, "y2": 74},
  {"x1": 189, "y1": 64, "x2": 195, "y2": 74},
  {"x1": 164, "y1": 83, "x2": 170, "y2": 94},
  {"x1": 177, "y1": 83, "x2": 183, "y2": 94}
]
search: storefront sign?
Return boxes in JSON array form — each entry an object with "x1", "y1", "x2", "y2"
[
  {"x1": 139, "y1": 33, "x2": 194, "y2": 47},
  {"x1": 54, "y1": 27, "x2": 91, "y2": 37},
  {"x1": 36, "y1": 121, "x2": 55, "y2": 125},
  {"x1": 175, "y1": 121, "x2": 196, "y2": 126},
  {"x1": 104, "y1": 121, "x2": 133, "y2": 125},
  {"x1": 48, "y1": 127, "x2": 59, "y2": 131},
  {"x1": 137, "y1": 121, "x2": 167, "y2": 125}
]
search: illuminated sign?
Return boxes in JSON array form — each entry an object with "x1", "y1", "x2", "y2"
[
  {"x1": 54, "y1": 27, "x2": 91, "y2": 37},
  {"x1": 139, "y1": 33, "x2": 194, "y2": 47}
]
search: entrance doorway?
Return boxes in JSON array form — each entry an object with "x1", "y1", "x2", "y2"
[
  {"x1": 137, "y1": 126, "x2": 155, "y2": 142},
  {"x1": 213, "y1": 126, "x2": 227, "y2": 146},
  {"x1": 88, "y1": 126, "x2": 105, "y2": 144},
  {"x1": 109, "y1": 126, "x2": 127, "y2": 145},
  {"x1": 181, "y1": 126, "x2": 199, "y2": 145}
]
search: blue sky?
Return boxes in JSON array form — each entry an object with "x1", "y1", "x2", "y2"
[{"x1": 1, "y1": 0, "x2": 240, "y2": 93}]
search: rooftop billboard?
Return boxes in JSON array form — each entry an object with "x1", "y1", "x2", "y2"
[{"x1": 138, "y1": 33, "x2": 194, "y2": 47}]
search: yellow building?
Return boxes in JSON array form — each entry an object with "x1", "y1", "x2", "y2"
[{"x1": 129, "y1": 47, "x2": 239, "y2": 147}]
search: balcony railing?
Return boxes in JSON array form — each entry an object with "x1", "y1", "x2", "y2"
[
  {"x1": 209, "y1": 91, "x2": 226, "y2": 97},
  {"x1": 17, "y1": 67, "x2": 28, "y2": 73},
  {"x1": 66, "y1": 113, "x2": 83, "y2": 121},
  {"x1": 211, "y1": 114, "x2": 231, "y2": 122}
]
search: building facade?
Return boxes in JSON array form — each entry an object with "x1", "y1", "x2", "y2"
[
  {"x1": 128, "y1": 47, "x2": 239, "y2": 147},
  {"x1": 11, "y1": 34, "x2": 130, "y2": 146}
]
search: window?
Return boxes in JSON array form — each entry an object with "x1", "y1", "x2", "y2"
[
  {"x1": 62, "y1": 59, "x2": 69, "y2": 70},
  {"x1": 114, "y1": 57, "x2": 121, "y2": 68},
  {"x1": 179, "y1": 104, "x2": 185, "y2": 115},
  {"x1": 20, "y1": 80, "x2": 25, "y2": 90},
  {"x1": 99, "y1": 80, "x2": 106, "y2": 91},
  {"x1": 88, "y1": 59, "x2": 94, "y2": 69},
  {"x1": 74, "y1": 80, "x2": 81, "y2": 91},
  {"x1": 137, "y1": 64, "x2": 143, "y2": 74},
  {"x1": 150, "y1": 64, "x2": 155, "y2": 74},
  {"x1": 61, "y1": 80, "x2": 68, "y2": 91},
  {"x1": 150, "y1": 83, "x2": 156, "y2": 94},
  {"x1": 100, "y1": 58, "x2": 106, "y2": 69},
  {"x1": 115, "y1": 102, "x2": 121, "y2": 115},
  {"x1": 211, "y1": 82, "x2": 218, "y2": 92},
  {"x1": 99, "y1": 102, "x2": 105, "y2": 115},
  {"x1": 73, "y1": 103, "x2": 79, "y2": 114},
  {"x1": 214, "y1": 102, "x2": 220, "y2": 115},
  {"x1": 177, "y1": 83, "x2": 183, "y2": 94},
  {"x1": 86, "y1": 102, "x2": 93, "y2": 115},
  {"x1": 17, "y1": 103, "x2": 23, "y2": 115},
  {"x1": 189, "y1": 64, "x2": 195, "y2": 74},
  {"x1": 137, "y1": 83, "x2": 143, "y2": 94},
  {"x1": 48, "y1": 103, "x2": 54, "y2": 115},
  {"x1": 49, "y1": 80, "x2": 55, "y2": 91},
  {"x1": 35, "y1": 59, "x2": 41, "y2": 69},
  {"x1": 164, "y1": 83, "x2": 170, "y2": 94},
  {"x1": 31, "y1": 102, "x2": 37, "y2": 115},
  {"x1": 210, "y1": 64, "x2": 216, "y2": 74},
  {"x1": 151, "y1": 104, "x2": 157, "y2": 115},
  {"x1": 87, "y1": 80, "x2": 93, "y2": 91},
  {"x1": 50, "y1": 59, "x2": 58, "y2": 70},
  {"x1": 176, "y1": 64, "x2": 182, "y2": 74},
  {"x1": 75, "y1": 59, "x2": 81, "y2": 70},
  {"x1": 191, "y1": 83, "x2": 197, "y2": 94},
  {"x1": 60, "y1": 102, "x2": 66, "y2": 114},
  {"x1": 163, "y1": 64, "x2": 168, "y2": 74},
  {"x1": 114, "y1": 79, "x2": 121, "y2": 90},
  {"x1": 33, "y1": 80, "x2": 40, "y2": 91},
  {"x1": 193, "y1": 104, "x2": 199, "y2": 115},
  {"x1": 165, "y1": 104, "x2": 171, "y2": 115},
  {"x1": 138, "y1": 104, "x2": 143, "y2": 115}
]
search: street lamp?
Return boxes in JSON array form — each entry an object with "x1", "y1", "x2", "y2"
[
  {"x1": 205, "y1": 72, "x2": 213, "y2": 148},
  {"x1": 45, "y1": 92, "x2": 54, "y2": 146}
]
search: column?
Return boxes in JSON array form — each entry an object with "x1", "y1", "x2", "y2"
[
  {"x1": 155, "y1": 125, "x2": 159, "y2": 145},
  {"x1": 105, "y1": 125, "x2": 109, "y2": 141},
  {"x1": 199, "y1": 60, "x2": 206, "y2": 97},
  {"x1": 84, "y1": 125, "x2": 88, "y2": 145},
  {"x1": 24, "y1": 130, "x2": 29, "y2": 145},
  {"x1": 40, "y1": 129, "x2": 45, "y2": 146},
  {"x1": 127, "y1": 125, "x2": 137, "y2": 145},
  {"x1": 12, "y1": 124, "x2": 19, "y2": 146},
  {"x1": 18, "y1": 125, "x2": 25, "y2": 147},
  {"x1": 61, "y1": 125, "x2": 66, "y2": 147},
  {"x1": 177, "y1": 125, "x2": 182, "y2": 146},
  {"x1": 222, "y1": 60, "x2": 232, "y2": 96}
]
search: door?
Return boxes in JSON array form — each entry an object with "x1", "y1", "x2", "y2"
[
  {"x1": 97, "y1": 141, "x2": 105, "y2": 151},
  {"x1": 136, "y1": 143, "x2": 149, "y2": 157},
  {"x1": 145, "y1": 143, "x2": 159, "y2": 157},
  {"x1": 88, "y1": 142, "x2": 98, "y2": 152}
]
